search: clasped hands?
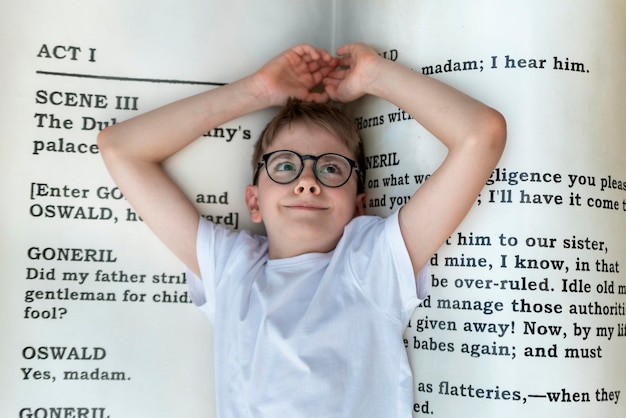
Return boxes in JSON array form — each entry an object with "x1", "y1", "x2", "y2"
[{"x1": 254, "y1": 43, "x2": 381, "y2": 106}]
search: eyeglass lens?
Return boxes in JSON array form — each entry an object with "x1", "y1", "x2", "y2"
[{"x1": 266, "y1": 151, "x2": 353, "y2": 187}]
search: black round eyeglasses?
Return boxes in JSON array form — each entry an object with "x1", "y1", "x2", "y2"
[{"x1": 253, "y1": 150, "x2": 363, "y2": 188}]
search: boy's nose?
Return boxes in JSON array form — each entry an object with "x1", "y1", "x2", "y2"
[{"x1": 294, "y1": 165, "x2": 321, "y2": 195}]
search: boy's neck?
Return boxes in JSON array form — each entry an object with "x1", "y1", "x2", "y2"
[{"x1": 266, "y1": 232, "x2": 343, "y2": 260}]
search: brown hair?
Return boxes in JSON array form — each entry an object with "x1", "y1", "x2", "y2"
[{"x1": 252, "y1": 99, "x2": 365, "y2": 191}]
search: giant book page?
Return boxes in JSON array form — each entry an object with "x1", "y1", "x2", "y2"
[
  {"x1": 336, "y1": 0, "x2": 626, "y2": 417},
  {"x1": 0, "y1": 1, "x2": 332, "y2": 417}
]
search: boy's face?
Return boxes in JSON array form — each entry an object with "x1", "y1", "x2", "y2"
[{"x1": 245, "y1": 121, "x2": 366, "y2": 259}]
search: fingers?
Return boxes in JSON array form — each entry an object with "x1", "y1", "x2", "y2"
[
  {"x1": 292, "y1": 43, "x2": 377, "y2": 103},
  {"x1": 292, "y1": 43, "x2": 334, "y2": 65},
  {"x1": 306, "y1": 91, "x2": 331, "y2": 103},
  {"x1": 288, "y1": 43, "x2": 338, "y2": 80},
  {"x1": 334, "y1": 43, "x2": 354, "y2": 57},
  {"x1": 335, "y1": 42, "x2": 378, "y2": 66},
  {"x1": 335, "y1": 42, "x2": 364, "y2": 59},
  {"x1": 265, "y1": 43, "x2": 370, "y2": 104}
]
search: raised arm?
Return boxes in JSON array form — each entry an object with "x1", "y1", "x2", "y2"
[
  {"x1": 98, "y1": 44, "x2": 337, "y2": 275},
  {"x1": 324, "y1": 43, "x2": 506, "y2": 273}
]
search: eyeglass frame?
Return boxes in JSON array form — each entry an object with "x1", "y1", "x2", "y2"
[{"x1": 252, "y1": 149, "x2": 364, "y2": 189}]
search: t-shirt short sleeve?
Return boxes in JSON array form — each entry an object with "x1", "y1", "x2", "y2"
[
  {"x1": 186, "y1": 217, "x2": 268, "y2": 322},
  {"x1": 336, "y1": 211, "x2": 429, "y2": 324}
]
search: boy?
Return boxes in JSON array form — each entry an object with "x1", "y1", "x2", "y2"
[{"x1": 98, "y1": 43, "x2": 506, "y2": 417}]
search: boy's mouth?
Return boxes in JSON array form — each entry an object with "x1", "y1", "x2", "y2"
[{"x1": 283, "y1": 201, "x2": 328, "y2": 211}]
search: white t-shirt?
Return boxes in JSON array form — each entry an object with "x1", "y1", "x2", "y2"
[{"x1": 188, "y1": 211, "x2": 428, "y2": 418}]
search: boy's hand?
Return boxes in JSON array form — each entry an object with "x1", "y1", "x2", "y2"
[
  {"x1": 323, "y1": 43, "x2": 383, "y2": 103},
  {"x1": 253, "y1": 44, "x2": 337, "y2": 105}
]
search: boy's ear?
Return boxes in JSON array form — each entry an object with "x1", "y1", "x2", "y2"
[
  {"x1": 245, "y1": 185, "x2": 263, "y2": 223},
  {"x1": 353, "y1": 192, "x2": 367, "y2": 217}
]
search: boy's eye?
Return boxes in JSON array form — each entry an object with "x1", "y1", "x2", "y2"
[
  {"x1": 318, "y1": 163, "x2": 342, "y2": 175},
  {"x1": 275, "y1": 162, "x2": 298, "y2": 172},
  {"x1": 317, "y1": 155, "x2": 349, "y2": 178},
  {"x1": 268, "y1": 152, "x2": 301, "y2": 176}
]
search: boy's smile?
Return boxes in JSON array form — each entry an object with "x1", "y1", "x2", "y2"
[{"x1": 245, "y1": 121, "x2": 366, "y2": 259}]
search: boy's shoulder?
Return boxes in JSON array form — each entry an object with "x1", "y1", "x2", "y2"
[
  {"x1": 336, "y1": 211, "x2": 403, "y2": 253},
  {"x1": 344, "y1": 212, "x2": 394, "y2": 234},
  {"x1": 198, "y1": 216, "x2": 269, "y2": 257}
]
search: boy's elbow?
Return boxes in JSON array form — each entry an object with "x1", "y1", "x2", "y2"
[
  {"x1": 480, "y1": 108, "x2": 507, "y2": 157},
  {"x1": 96, "y1": 126, "x2": 112, "y2": 150},
  {"x1": 490, "y1": 109, "x2": 507, "y2": 149},
  {"x1": 96, "y1": 126, "x2": 122, "y2": 160}
]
